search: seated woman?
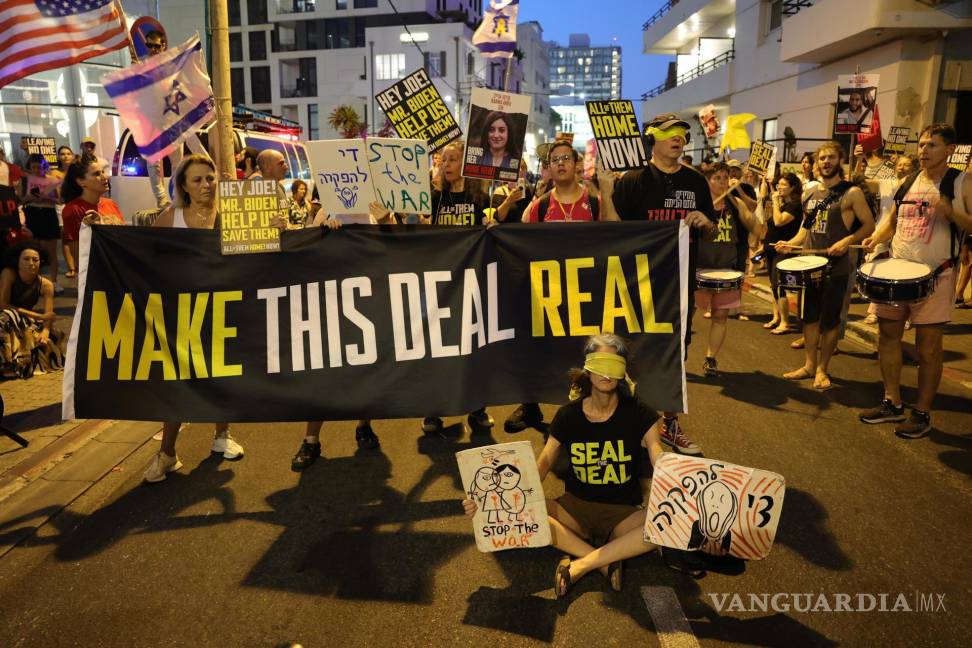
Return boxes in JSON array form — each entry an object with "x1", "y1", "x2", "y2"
[
  {"x1": 0, "y1": 240, "x2": 66, "y2": 378},
  {"x1": 145, "y1": 154, "x2": 244, "y2": 483},
  {"x1": 463, "y1": 333, "x2": 664, "y2": 597}
]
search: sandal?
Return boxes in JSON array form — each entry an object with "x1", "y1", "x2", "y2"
[
  {"x1": 784, "y1": 367, "x2": 814, "y2": 381},
  {"x1": 790, "y1": 337, "x2": 806, "y2": 349},
  {"x1": 763, "y1": 320, "x2": 780, "y2": 329},
  {"x1": 771, "y1": 326, "x2": 791, "y2": 335},
  {"x1": 608, "y1": 561, "x2": 623, "y2": 592},
  {"x1": 65, "y1": 270, "x2": 77, "y2": 278},
  {"x1": 814, "y1": 373, "x2": 833, "y2": 391},
  {"x1": 554, "y1": 556, "x2": 572, "y2": 598}
]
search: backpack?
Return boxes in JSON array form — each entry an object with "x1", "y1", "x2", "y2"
[
  {"x1": 537, "y1": 191, "x2": 600, "y2": 222},
  {"x1": 893, "y1": 168, "x2": 963, "y2": 274}
]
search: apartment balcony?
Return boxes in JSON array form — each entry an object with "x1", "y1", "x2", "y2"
[
  {"x1": 641, "y1": 50, "x2": 733, "y2": 118},
  {"x1": 643, "y1": 0, "x2": 736, "y2": 55},
  {"x1": 781, "y1": 0, "x2": 972, "y2": 63}
]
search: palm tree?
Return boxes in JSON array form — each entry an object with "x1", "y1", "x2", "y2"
[{"x1": 327, "y1": 105, "x2": 365, "y2": 138}]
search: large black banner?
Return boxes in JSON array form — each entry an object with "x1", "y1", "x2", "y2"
[{"x1": 64, "y1": 223, "x2": 687, "y2": 422}]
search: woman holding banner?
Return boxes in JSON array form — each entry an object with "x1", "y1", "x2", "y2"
[{"x1": 144, "y1": 154, "x2": 245, "y2": 483}]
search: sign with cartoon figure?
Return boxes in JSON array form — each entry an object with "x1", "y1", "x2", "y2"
[
  {"x1": 366, "y1": 138, "x2": 431, "y2": 215},
  {"x1": 644, "y1": 454, "x2": 785, "y2": 560},
  {"x1": 305, "y1": 139, "x2": 377, "y2": 216},
  {"x1": 834, "y1": 73, "x2": 879, "y2": 135},
  {"x1": 462, "y1": 87, "x2": 531, "y2": 183},
  {"x1": 456, "y1": 441, "x2": 551, "y2": 552}
]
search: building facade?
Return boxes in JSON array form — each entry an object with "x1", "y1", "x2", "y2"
[
  {"x1": 548, "y1": 33, "x2": 622, "y2": 148},
  {"x1": 639, "y1": 0, "x2": 972, "y2": 161}
]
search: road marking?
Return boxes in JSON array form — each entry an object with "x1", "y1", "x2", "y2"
[{"x1": 642, "y1": 586, "x2": 701, "y2": 648}]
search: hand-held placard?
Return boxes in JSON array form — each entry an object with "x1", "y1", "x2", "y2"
[{"x1": 456, "y1": 441, "x2": 551, "y2": 553}]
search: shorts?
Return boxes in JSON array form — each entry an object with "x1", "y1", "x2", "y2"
[
  {"x1": 694, "y1": 288, "x2": 741, "y2": 311},
  {"x1": 556, "y1": 492, "x2": 639, "y2": 545},
  {"x1": 24, "y1": 206, "x2": 60, "y2": 240},
  {"x1": 874, "y1": 270, "x2": 957, "y2": 325},
  {"x1": 800, "y1": 273, "x2": 850, "y2": 331}
]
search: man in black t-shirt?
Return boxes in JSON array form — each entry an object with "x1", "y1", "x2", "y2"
[
  {"x1": 611, "y1": 113, "x2": 714, "y2": 457},
  {"x1": 463, "y1": 333, "x2": 664, "y2": 597}
]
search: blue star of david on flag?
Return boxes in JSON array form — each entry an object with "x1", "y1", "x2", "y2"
[{"x1": 163, "y1": 80, "x2": 189, "y2": 116}]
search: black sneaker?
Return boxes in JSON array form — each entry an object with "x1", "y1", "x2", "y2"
[
  {"x1": 895, "y1": 409, "x2": 931, "y2": 439},
  {"x1": 467, "y1": 408, "x2": 494, "y2": 433},
  {"x1": 291, "y1": 440, "x2": 321, "y2": 472},
  {"x1": 703, "y1": 356, "x2": 718, "y2": 377},
  {"x1": 355, "y1": 423, "x2": 380, "y2": 450},
  {"x1": 504, "y1": 403, "x2": 543, "y2": 433},
  {"x1": 859, "y1": 399, "x2": 906, "y2": 424},
  {"x1": 422, "y1": 417, "x2": 443, "y2": 434}
]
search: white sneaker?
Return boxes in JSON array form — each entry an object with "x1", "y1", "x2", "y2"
[
  {"x1": 53, "y1": 283, "x2": 65, "y2": 294},
  {"x1": 211, "y1": 434, "x2": 244, "y2": 460},
  {"x1": 144, "y1": 451, "x2": 182, "y2": 482}
]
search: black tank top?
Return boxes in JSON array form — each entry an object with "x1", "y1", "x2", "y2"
[
  {"x1": 807, "y1": 182, "x2": 854, "y2": 276},
  {"x1": 11, "y1": 275, "x2": 41, "y2": 310}
]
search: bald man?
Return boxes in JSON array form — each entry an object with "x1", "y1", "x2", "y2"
[{"x1": 255, "y1": 149, "x2": 288, "y2": 181}]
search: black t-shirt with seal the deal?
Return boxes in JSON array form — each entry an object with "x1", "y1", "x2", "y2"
[
  {"x1": 431, "y1": 189, "x2": 487, "y2": 226},
  {"x1": 549, "y1": 396, "x2": 660, "y2": 506}
]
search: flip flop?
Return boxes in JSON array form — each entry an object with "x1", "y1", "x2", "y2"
[
  {"x1": 814, "y1": 374, "x2": 833, "y2": 391},
  {"x1": 763, "y1": 321, "x2": 781, "y2": 329},
  {"x1": 784, "y1": 367, "x2": 814, "y2": 381},
  {"x1": 791, "y1": 337, "x2": 806, "y2": 349},
  {"x1": 608, "y1": 561, "x2": 623, "y2": 592},
  {"x1": 771, "y1": 326, "x2": 791, "y2": 335},
  {"x1": 555, "y1": 556, "x2": 572, "y2": 598}
]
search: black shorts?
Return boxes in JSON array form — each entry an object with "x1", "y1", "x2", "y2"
[
  {"x1": 801, "y1": 273, "x2": 850, "y2": 331},
  {"x1": 24, "y1": 206, "x2": 60, "y2": 241},
  {"x1": 556, "y1": 492, "x2": 640, "y2": 545}
]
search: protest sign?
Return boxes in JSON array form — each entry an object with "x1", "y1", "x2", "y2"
[
  {"x1": 366, "y1": 138, "x2": 431, "y2": 215},
  {"x1": 25, "y1": 174, "x2": 60, "y2": 201},
  {"x1": 555, "y1": 132, "x2": 574, "y2": 145},
  {"x1": 885, "y1": 126, "x2": 911, "y2": 155},
  {"x1": 747, "y1": 141, "x2": 776, "y2": 177},
  {"x1": 834, "y1": 73, "x2": 879, "y2": 135},
  {"x1": 586, "y1": 100, "x2": 649, "y2": 172},
  {"x1": 583, "y1": 139, "x2": 597, "y2": 179},
  {"x1": 699, "y1": 104, "x2": 720, "y2": 138},
  {"x1": 947, "y1": 144, "x2": 971, "y2": 171},
  {"x1": 457, "y1": 441, "x2": 551, "y2": 552},
  {"x1": 463, "y1": 87, "x2": 531, "y2": 182},
  {"x1": 305, "y1": 139, "x2": 376, "y2": 216},
  {"x1": 64, "y1": 222, "x2": 689, "y2": 422},
  {"x1": 22, "y1": 137, "x2": 57, "y2": 165},
  {"x1": 0, "y1": 185, "x2": 20, "y2": 229},
  {"x1": 375, "y1": 68, "x2": 461, "y2": 153},
  {"x1": 218, "y1": 179, "x2": 281, "y2": 255},
  {"x1": 644, "y1": 454, "x2": 785, "y2": 560},
  {"x1": 870, "y1": 159, "x2": 898, "y2": 181}
]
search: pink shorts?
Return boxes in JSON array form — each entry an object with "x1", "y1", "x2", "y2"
[
  {"x1": 874, "y1": 270, "x2": 957, "y2": 325},
  {"x1": 695, "y1": 289, "x2": 741, "y2": 311}
]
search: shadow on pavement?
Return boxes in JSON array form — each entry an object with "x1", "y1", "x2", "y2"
[
  {"x1": 773, "y1": 488, "x2": 852, "y2": 571},
  {"x1": 2, "y1": 402, "x2": 63, "y2": 432},
  {"x1": 714, "y1": 370, "x2": 835, "y2": 413},
  {"x1": 928, "y1": 429, "x2": 972, "y2": 480}
]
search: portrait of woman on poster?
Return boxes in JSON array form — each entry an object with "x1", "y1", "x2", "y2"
[{"x1": 477, "y1": 111, "x2": 520, "y2": 169}]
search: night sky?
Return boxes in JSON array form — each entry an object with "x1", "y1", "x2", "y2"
[{"x1": 518, "y1": 0, "x2": 672, "y2": 101}]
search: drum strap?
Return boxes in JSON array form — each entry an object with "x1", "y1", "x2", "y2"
[{"x1": 894, "y1": 168, "x2": 963, "y2": 270}]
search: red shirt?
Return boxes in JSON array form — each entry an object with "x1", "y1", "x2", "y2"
[
  {"x1": 524, "y1": 187, "x2": 595, "y2": 223},
  {"x1": 62, "y1": 197, "x2": 124, "y2": 241}
]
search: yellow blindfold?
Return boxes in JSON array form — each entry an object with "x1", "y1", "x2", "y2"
[
  {"x1": 647, "y1": 125, "x2": 687, "y2": 142},
  {"x1": 583, "y1": 352, "x2": 627, "y2": 380}
]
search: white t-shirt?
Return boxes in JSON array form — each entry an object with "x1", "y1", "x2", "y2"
[{"x1": 892, "y1": 171, "x2": 968, "y2": 270}]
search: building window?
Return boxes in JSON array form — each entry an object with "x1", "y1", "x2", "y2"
[
  {"x1": 308, "y1": 104, "x2": 319, "y2": 139},
  {"x1": 251, "y1": 66, "x2": 271, "y2": 103},
  {"x1": 762, "y1": 117, "x2": 778, "y2": 143},
  {"x1": 375, "y1": 53, "x2": 406, "y2": 80},
  {"x1": 249, "y1": 32, "x2": 267, "y2": 60},
  {"x1": 231, "y1": 67, "x2": 245, "y2": 104},
  {"x1": 229, "y1": 33, "x2": 243, "y2": 62},
  {"x1": 337, "y1": 0, "x2": 347, "y2": 7},
  {"x1": 767, "y1": 0, "x2": 784, "y2": 32},
  {"x1": 279, "y1": 0, "x2": 316, "y2": 10},
  {"x1": 467, "y1": 52, "x2": 475, "y2": 75},
  {"x1": 247, "y1": 0, "x2": 268, "y2": 24},
  {"x1": 281, "y1": 57, "x2": 317, "y2": 97},
  {"x1": 424, "y1": 51, "x2": 446, "y2": 78},
  {"x1": 228, "y1": 0, "x2": 241, "y2": 26},
  {"x1": 354, "y1": 0, "x2": 378, "y2": 7}
]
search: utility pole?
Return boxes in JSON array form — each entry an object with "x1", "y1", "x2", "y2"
[{"x1": 210, "y1": 0, "x2": 235, "y2": 179}]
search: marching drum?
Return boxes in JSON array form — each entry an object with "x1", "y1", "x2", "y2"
[
  {"x1": 696, "y1": 269, "x2": 744, "y2": 292},
  {"x1": 857, "y1": 258, "x2": 935, "y2": 306},
  {"x1": 776, "y1": 255, "x2": 830, "y2": 290}
]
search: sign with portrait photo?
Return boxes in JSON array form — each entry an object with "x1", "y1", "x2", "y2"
[
  {"x1": 462, "y1": 87, "x2": 531, "y2": 183},
  {"x1": 699, "y1": 104, "x2": 720, "y2": 139},
  {"x1": 834, "y1": 73, "x2": 879, "y2": 135}
]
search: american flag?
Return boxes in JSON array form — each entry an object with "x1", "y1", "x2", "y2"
[{"x1": 0, "y1": 0, "x2": 129, "y2": 89}]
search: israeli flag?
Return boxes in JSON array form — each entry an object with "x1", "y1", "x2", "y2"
[
  {"x1": 102, "y1": 35, "x2": 215, "y2": 163},
  {"x1": 473, "y1": 0, "x2": 519, "y2": 59}
]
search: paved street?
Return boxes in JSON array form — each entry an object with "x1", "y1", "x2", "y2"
[{"x1": 0, "y1": 288, "x2": 970, "y2": 647}]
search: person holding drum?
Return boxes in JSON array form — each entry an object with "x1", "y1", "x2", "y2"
[
  {"x1": 695, "y1": 163, "x2": 759, "y2": 377},
  {"x1": 775, "y1": 142, "x2": 875, "y2": 391},
  {"x1": 860, "y1": 123, "x2": 972, "y2": 438}
]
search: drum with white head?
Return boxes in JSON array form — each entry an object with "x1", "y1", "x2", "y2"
[
  {"x1": 696, "y1": 269, "x2": 743, "y2": 292},
  {"x1": 776, "y1": 255, "x2": 830, "y2": 290},
  {"x1": 857, "y1": 258, "x2": 935, "y2": 306}
]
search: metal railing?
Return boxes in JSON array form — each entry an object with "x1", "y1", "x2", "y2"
[
  {"x1": 781, "y1": 0, "x2": 813, "y2": 17},
  {"x1": 640, "y1": 48, "x2": 734, "y2": 100},
  {"x1": 643, "y1": 0, "x2": 678, "y2": 30}
]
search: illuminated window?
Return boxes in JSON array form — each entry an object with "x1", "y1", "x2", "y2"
[{"x1": 375, "y1": 53, "x2": 406, "y2": 80}]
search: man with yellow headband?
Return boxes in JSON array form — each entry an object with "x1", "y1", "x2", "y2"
[
  {"x1": 612, "y1": 113, "x2": 714, "y2": 457},
  {"x1": 462, "y1": 333, "x2": 665, "y2": 597}
]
